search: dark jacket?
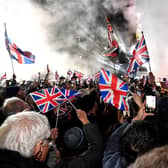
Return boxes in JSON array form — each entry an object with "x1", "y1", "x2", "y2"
[
  {"x1": 0, "y1": 149, "x2": 33, "y2": 168},
  {"x1": 59, "y1": 123, "x2": 103, "y2": 168},
  {"x1": 103, "y1": 123, "x2": 129, "y2": 168}
]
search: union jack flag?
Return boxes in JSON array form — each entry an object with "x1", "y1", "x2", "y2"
[
  {"x1": 67, "y1": 69, "x2": 73, "y2": 76},
  {"x1": 5, "y1": 24, "x2": 35, "y2": 64},
  {"x1": 86, "y1": 77, "x2": 92, "y2": 85},
  {"x1": 60, "y1": 88, "x2": 80, "y2": 100},
  {"x1": 127, "y1": 32, "x2": 149, "y2": 73},
  {"x1": 55, "y1": 102, "x2": 73, "y2": 119},
  {"x1": 30, "y1": 87, "x2": 64, "y2": 113},
  {"x1": 103, "y1": 16, "x2": 119, "y2": 58},
  {"x1": 74, "y1": 70, "x2": 84, "y2": 79},
  {"x1": 93, "y1": 71, "x2": 100, "y2": 80},
  {"x1": 0, "y1": 73, "x2": 7, "y2": 81},
  {"x1": 99, "y1": 68, "x2": 128, "y2": 111}
]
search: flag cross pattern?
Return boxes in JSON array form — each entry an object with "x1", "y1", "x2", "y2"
[
  {"x1": 104, "y1": 16, "x2": 119, "y2": 58},
  {"x1": 127, "y1": 32, "x2": 149, "y2": 73},
  {"x1": 5, "y1": 25, "x2": 35, "y2": 64},
  {"x1": 61, "y1": 88, "x2": 79, "y2": 101},
  {"x1": 99, "y1": 69, "x2": 128, "y2": 111},
  {"x1": 75, "y1": 71, "x2": 84, "y2": 79},
  {"x1": 30, "y1": 87, "x2": 64, "y2": 113}
]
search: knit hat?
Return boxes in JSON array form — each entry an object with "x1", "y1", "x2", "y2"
[{"x1": 63, "y1": 127, "x2": 84, "y2": 150}]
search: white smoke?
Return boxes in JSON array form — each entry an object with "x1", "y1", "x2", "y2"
[
  {"x1": 0, "y1": 0, "x2": 166, "y2": 81},
  {"x1": 136, "y1": 0, "x2": 168, "y2": 80}
]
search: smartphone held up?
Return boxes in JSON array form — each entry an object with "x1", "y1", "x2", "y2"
[{"x1": 145, "y1": 95, "x2": 156, "y2": 113}]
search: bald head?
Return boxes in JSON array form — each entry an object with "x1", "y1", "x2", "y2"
[{"x1": 2, "y1": 97, "x2": 31, "y2": 117}]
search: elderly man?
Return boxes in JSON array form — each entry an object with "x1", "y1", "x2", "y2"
[{"x1": 0, "y1": 111, "x2": 51, "y2": 168}]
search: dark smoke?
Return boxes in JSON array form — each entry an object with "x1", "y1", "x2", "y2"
[{"x1": 30, "y1": 0, "x2": 138, "y2": 76}]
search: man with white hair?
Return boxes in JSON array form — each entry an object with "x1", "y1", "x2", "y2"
[{"x1": 0, "y1": 111, "x2": 51, "y2": 168}]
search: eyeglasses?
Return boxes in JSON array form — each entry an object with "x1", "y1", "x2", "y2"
[{"x1": 42, "y1": 138, "x2": 56, "y2": 149}]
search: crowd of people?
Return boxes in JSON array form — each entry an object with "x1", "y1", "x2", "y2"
[{"x1": 0, "y1": 69, "x2": 168, "y2": 168}]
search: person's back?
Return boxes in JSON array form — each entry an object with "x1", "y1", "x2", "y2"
[
  {"x1": 103, "y1": 120, "x2": 158, "y2": 168},
  {"x1": 59, "y1": 109, "x2": 104, "y2": 168}
]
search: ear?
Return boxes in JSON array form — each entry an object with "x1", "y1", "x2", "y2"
[
  {"x1": 33, "y1": 140, "x2": 49, "y2": 162},
  {"x1": 33, "y1": 141, "x2": 43, "y2": 160}
]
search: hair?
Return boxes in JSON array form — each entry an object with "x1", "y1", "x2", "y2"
[
  {"x1": 156, "y1": 96, "x2": 168, "y2": 145},
  {"x1": 0, "y1": 111, "x2": 50, "y2": 158},
  {"x1": 120, "y1": 120, "x2": 158, "y2": 166},
  {"x1": 129, "y1": 145, "x2": 168, "y2": 168},
  {"x1": 2, "y1": 97, "x2": 27, "y2": 116}
]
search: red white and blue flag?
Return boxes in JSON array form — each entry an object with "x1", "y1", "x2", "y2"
[
  {"x1": 103, "y1": 16, "x2": 119, "y2": 58},
  {"x1": 93, "y1": 71, "x2": 100, "y2": 81},
  {"x1": 60, "y1": 88, "x2": 80, "y2": 100},
  {"x1": 127, "y1": 32, "x2": 149, "y2": 73},
  {"x1": 67, "y1": 69, "x2": 73, "y2": 76},
  {"x1": 75, "y1": 70, "x2": 84, "y2": 79},
  {"x1": 30, "y1": 87, "x2": 64, "y2": 113},
  {"x1": 99, "y1": 68, "x2": 128, "y2": 111},
  {"x1": 86, "y1": 77, "x2": 92, "y2": 85},
  {"x1": 5, "y1": 24, "x2": 35, "y2": 64},
  {"x1": 57, "y1": 102, "x2": 73, "y2": 119},
  {"x1": 0, "y1": 73, "x2": 7, "y2": 81}
]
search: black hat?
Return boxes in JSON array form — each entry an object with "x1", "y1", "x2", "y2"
[{"x1": 63, "y1": 127, "x2": 84, "y2": 150}]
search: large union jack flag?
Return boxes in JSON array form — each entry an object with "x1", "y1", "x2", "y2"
[
  {"x1": 30, "y1": 87, "x2": 64, "y2": 113},
  {"x1": 127, "y1": 32, "x2": 149, "y2": 73},
  {"x1": 5, "y1": 24, "x2": 35, "y2": 64},
  {"x1": 99, "y1": 68, "x2": 128, "y2": 111}
]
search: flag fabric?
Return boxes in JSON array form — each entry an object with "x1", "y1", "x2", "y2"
[
  {"x1": 55, "y1": 71, "x2": 59, "y2": 81},
  {"x1": 93, "y1": 71, "x2": 100, "y2": 81},
  {"x1": 0, "y1": 73, "x2": 7, "y2": 81},
  {"x1": 86, "y1": 77, "x2": 92, "y2": 85},
  {"x1": 99, "y1": 68, "x2": 128, "y2": 111},
  {"x1": 60, "y1": 88, "x2": 80, "y2": 100},
  {"x1": 67, "y1": 69, "x2": 73, "y2": 76},
  {"x1": 127, "y1": 32, "x2": 150, "y2": 73},
  {"x1": 103, "y1": 16, "x2": 119, "y2": 58},
  {"x1": 5, "y1": 24, "x2": 35, "y2": 64},
  {"x1": 30, "y1": 87, "x2": 65, "y2": 113},
  {"x1": 57, "y1": 102, "x2": 72, "y2": 119},
  {"x1": 142, "y1": 75, "x2": 148, "y2": 86},
  {"x1": 47, "y1": 64, "x2": 50, "y2": 73},
  {"x1": 74, "y1": 70, "x2": 84, "y2": 79}
]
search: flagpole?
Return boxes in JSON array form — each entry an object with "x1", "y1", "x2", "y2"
[
  {"x1": 148, "y1": 62, "x2": 152, "y2": 72},
  {"x1": 10, "y1": 55, "x2": 15, "y2": 74},
  {"x1": 55, "y1": 105, "x2": 60, "y2": 128},
  {"x1": 4, "y1": 23, "x2": 15, "y2": 74},
  {"x1": 57, "y1": 87, "x2": 77, "y2": 111}
]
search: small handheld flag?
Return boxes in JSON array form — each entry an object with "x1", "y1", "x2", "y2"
[{"x1": 99, "y1": 68, "x2": 128, "y2": 111}]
